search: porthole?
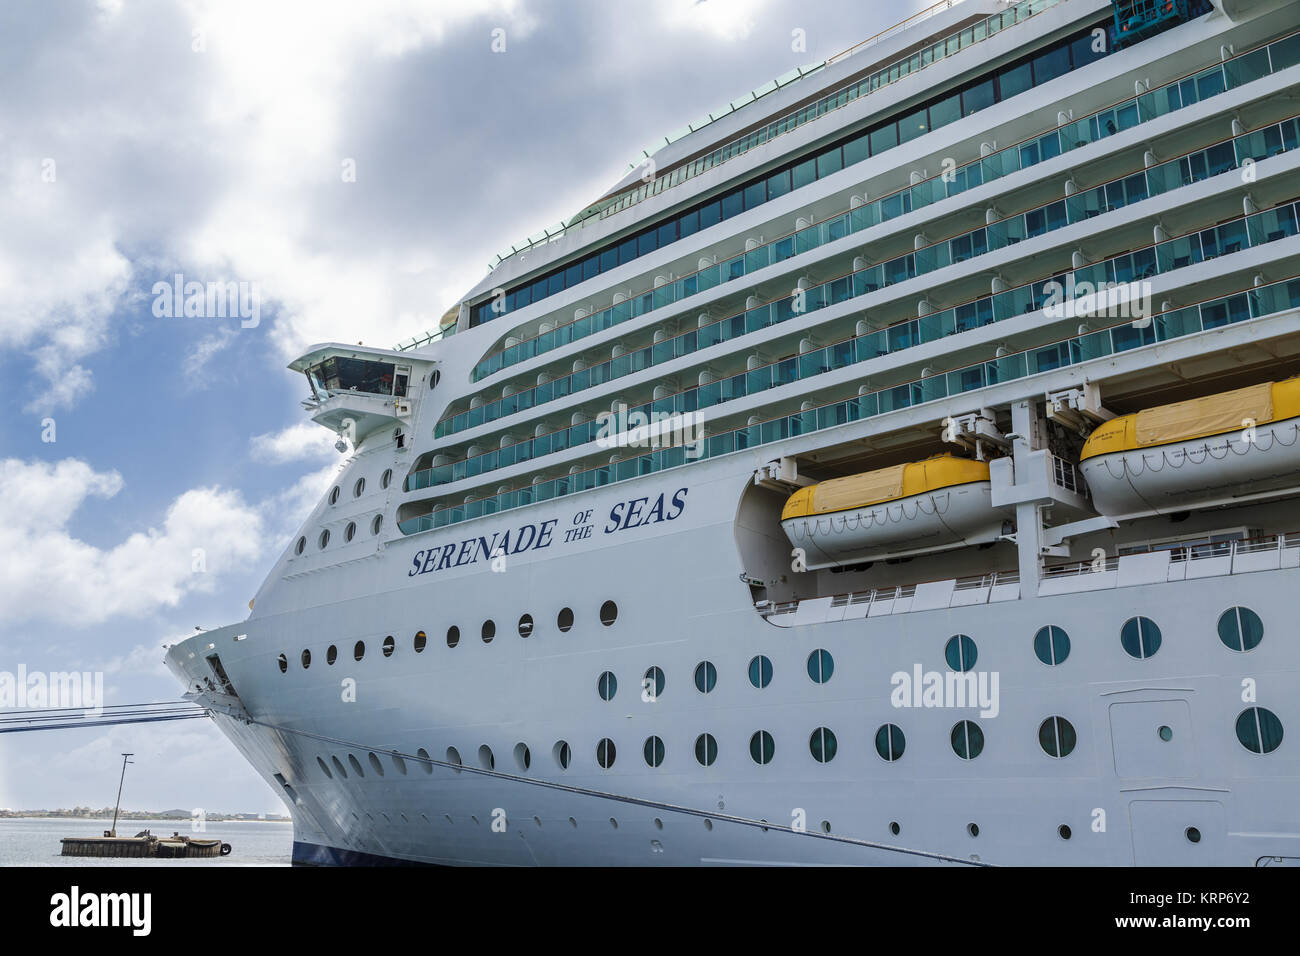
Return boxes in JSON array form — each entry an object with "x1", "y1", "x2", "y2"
[
  {"x1": 295, "y1": 536, "x2": 306, "y2": 555},
  {"x1": 806, "y1": 648, "x2": 834, "y2": 684},
  {"x1": 653, "y1": 818, "x2": 663, "y2": 830},
  {"x1": 694, "y1": 733, "x2": 718, "y2": 767},
  {"x1": 413, "y1": 631, "x2": 427, "y2": 653},
  {"x1": 597, "y1": 671, "x2": 618, "y2": 701},
  {"x1": 703, "y1": 819, "x2": 713, "y2": 831},
  {"x1": 643, "y1": 735, "x2": 665, "y2": 768},
  {"x1": 514, "y1": 743, "x2": 531, "y2": 770},
  {"x1": 331, "y1": 755, "x2": 348, "y2": 779},
  {"x1": 1034, "y1": 625, "x2": 1070, "y2": 665},
  {"x1": 301, "y1": 649, "x2": 311, "y2": 669},
  {"x1": 353, "y1": 477, "x2": 365, "y2": 498},
  {"x1": 643, "y1": 666, "x2": 665, "y2": 701},
  {"x1": 446, "y1": 625, "x2": 460, "y2": 648},
  {"x1": 381, "y1": 468, "x2": 392, "y2": 490},
  {"x1": 344, "y1": 521, "x2": 356, "y2": 542},
  {"x1": 328, "y1": 486, "x2": 340, "y2": 505},
  {"x1": 1038, "y1": 716, "x2": 1076, "y2": 758},
  {"x1": 1217, "y1": 606, "x2": 1263, "y2": 652},
  {"x1": 609, "y1": 817, "x2": 618, "y2": 829},
  {"x1": 599, "y1": 600, "x2": 618, "y2": 626},
  {"x1": 347, "y1": 754, "x2": 364, "y2": 776},
  {"x1": 889, "y1": 821, "x2": 901, "y2": 836},
  {"x1": 481, "y1": 619, "x2": 495, "y2": 643},
  {"x1": 1186, "y1": 827, "x2": 1201, "y2": 844},
  {"x1": 326, "y1": 644, "x2": 337, "y2": 665},
  {"x1": 1235, "y1": 706, "x2": 1283, "y2": 754},
  {"x1": 1120, "y1": 616, "x2": 1162, "y2": 659},
  {"x1": 875, "y1": 723, "x2": 905, "y2": 762},
  {"x1": 945, "y1": 634, "x2": 977, "y2": 671},
  {"x1": 821, "y1": 821, "x2": 832, "y2": 834},
  {"x1": 477, "y1": 745, "x2": 494, "y2": 770},
  {"x1": 416, "y1": 748, "x2": 432, "y2": 773},
  {"x1": 353, "y1": 640, "x2": 365, "y2": 661},
  {"x1": 809, "y1": 727, "x2": 837, "y2": 763},
  {"x1": 1158, "y1": 725, "x2": 1173, "y2": 742},
  {"x1": 318, "y1": 529, "x2": 330, "y2": 549},
  {"x1": 518, "y1": 613, "x2": 534, "y2": 638},
  {"x1": 382, "y1": 635, "x2": 395, "y2": 657},
  {"x1": 371, "y1": 514, "x2": 383, "y2": 535},
  {"x1": 749, "y1": 730, "x2": 775, "y2": 765},
  {"x1": 1059, "y1": 824, "x2": 1072, "y2": 840},
  {"x1": 430, "y1": 370, "x2": 441, "y2": 387},
  {"x1": 446, "y1": 746, "x2": 462, "y2": 772},
  {"x1": 317, "y1": 756, "x2": 332, "y2": 779},
  {"x1": 951, "y1": 720, "x2": 985, "y2": 760},
  {"x1": 554, "y1": 740, "x2": 571, "y2": 770},
  {"x1": 748, "y1": 654, "x2": 773, "y2": 689},
  {"x1": 277, "y1": 653, "x2": 287, "y2": 673},
  {"x1": 368, "y1": 752, "x2": 385, "y2": 775},
  {"x1": 968, "y1": 822, "x2": 980, "y2": 838},
  {"x1": 557, "y1": 607, "x2": 574, "y2": 632},
  {"x1": 694, "y1": 660, "x2": 717, "y2": 694},
  {"x1": 596, "y1": 738, "x2": 617, "y2": 769}
]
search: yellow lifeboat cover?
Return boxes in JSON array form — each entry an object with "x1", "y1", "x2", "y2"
[
  {"x1": 782, "y1": 454, "x2": 990, "y2": 520},
  {"x1": 1080, "y1": 377, "x2": 1300, "y2": 461}
]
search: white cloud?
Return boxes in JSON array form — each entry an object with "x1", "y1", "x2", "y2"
[
  {"x1": 659, "y1": 0, "x2": 772, "y2": 42},
  {"x1": 0, "y1": 0, "x2": 537, "y2": 411},
  {"x1": 182, "y1": 326, "x2": 238, "y2": 380},
  {"x1": 0, "y1": 458, "x2": 265, "y2": 627},
  {"x1": 249, "y1": 422, "x2": 339, "y2": 465}
]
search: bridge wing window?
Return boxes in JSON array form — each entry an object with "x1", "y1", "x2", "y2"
[{"x1": 307, "y1": 357, "x2": 408, "y2": 398}]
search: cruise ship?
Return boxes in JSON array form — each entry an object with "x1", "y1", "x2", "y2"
[{"x1": 167, "y1": 0, "x2": 1300, "y2": 866}]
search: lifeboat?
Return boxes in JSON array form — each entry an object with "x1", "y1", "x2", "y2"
[
  {"x1": 1079, "y1": 378, "x2": 1300, "y2": 517},
  {"x1": 780, "y1": 454, "x2": 1005, "y2": 569}
]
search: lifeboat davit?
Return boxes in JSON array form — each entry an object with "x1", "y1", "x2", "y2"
[
  {"x1": 780, "y1": 454, "x2": 1004, "y2": 569},
  {"x1": 1079, "y1": 378, "x2": 1300, "y2": 517}
]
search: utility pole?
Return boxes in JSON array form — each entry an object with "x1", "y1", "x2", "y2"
[{"x1": 110, "y1": 753, "x2": 133, "y2": 837}]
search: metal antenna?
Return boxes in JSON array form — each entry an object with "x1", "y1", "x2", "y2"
[{"x1": 110, "y1": 753, "x2": 133, "y2": 837}]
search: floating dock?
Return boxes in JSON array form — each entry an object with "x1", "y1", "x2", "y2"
[{"x1": 60, "y1": 830, "x2": 230, "y2": 859}]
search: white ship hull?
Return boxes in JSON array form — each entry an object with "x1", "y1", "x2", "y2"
[{"x1": 165, "y1": 0, "x2": 1300, "y2": 864}]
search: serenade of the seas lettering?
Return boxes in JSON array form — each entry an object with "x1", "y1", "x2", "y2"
[{"x1": 408, "y1": 487, "x2": 688, "y2": 577}]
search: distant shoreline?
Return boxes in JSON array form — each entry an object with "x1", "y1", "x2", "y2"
[{"x1": 0, "y1": 812, "x2": 291, "y2": 823}]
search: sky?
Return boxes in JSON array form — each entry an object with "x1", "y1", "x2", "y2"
[{"x1": 0, "y1": 0, "x2": 927, "y2": 815}]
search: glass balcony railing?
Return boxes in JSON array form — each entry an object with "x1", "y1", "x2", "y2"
[
  {"x1": 484, "y1": 0, "x2": 1073, "y2": 274},
  {"x1": 436, "y1": 113, "x2": 1300, "y2": 445},
  {"x1": 399, "y1": 273, "x2": 1300, "y2": 534},
  {"x1": 407, "y1": 196, "x2": 1300, "y2": 492},
  {"x1": 464, "y1": 28, "x2": 1300, "y2": 377}
]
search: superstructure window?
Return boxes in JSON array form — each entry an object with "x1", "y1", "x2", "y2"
[
  {"x1": 467, "y1": 22, "x2": 1115, "y2": 330},
  {"x1": 1121, "y1": 617, "x2": 1162, "y2": 659},
  {"x1": 809, "y1": 727, "x2": 837, "y2": 763},
  {"x1": 694, "y1": 661, "x2": 717, "y2": 694},
  {"x1": 306, "y1": 357, "x2": 408, "y2": 398},
  {"x1": 643, "y1": 736, "x2": 665, "y2": 768},
  {"x1": 875, "y1": 724, "x2": 905, "y2": 762},
  {"x1": 597, "y1": 671, "x2": 618, "y2": 701},
  {"x1": 694, "y1": 733, "x2": 718, "y2": 767},
  {"x1": 1217, "y1": 607, "x2": 1263, "y2": 651},
  {"x1": 1236, "y1": 707, "x2": 1283, "y2": 754},
  {"x1": 951, "y1": 720, "x2": 984, "y2": 760}
]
